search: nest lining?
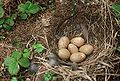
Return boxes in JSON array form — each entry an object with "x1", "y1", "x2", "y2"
[{"x1": 36, "y1": 1, "x2": 118, "y2": 81}]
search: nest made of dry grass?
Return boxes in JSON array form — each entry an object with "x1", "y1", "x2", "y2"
[{"x1": 34, "y1": 0, "x2": 119, "y2": 81}]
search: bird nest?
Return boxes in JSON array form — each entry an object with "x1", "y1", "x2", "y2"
[{"x1": 36, "y1": 1, "x2": 118, "y2": 81}]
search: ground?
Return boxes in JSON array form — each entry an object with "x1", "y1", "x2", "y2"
[{"x1": 0, "y1": 0, "x2": 120, "y2": 81}]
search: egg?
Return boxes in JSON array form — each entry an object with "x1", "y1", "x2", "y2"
[
  {"x1": 58, "y1": 49, "x2": 70, "y2": 60},
  {"x1": 79, "y1": 44, "x2": 94, "y2": 55},
  {"x1": 70, "y1": 52, "x2": 86, "y2": 62},
  {"x1": 71, "y1": 37, "x2": 85, "y2": 47},
  {"x1": 68, "y1": 44, "x2": 78, "y2": 54},
  {"x1": 58, "y1": 36, "x2": 70, "y2": 49}
]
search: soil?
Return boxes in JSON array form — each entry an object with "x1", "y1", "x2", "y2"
[{"x1": 0, "y1": 0, "x2": 120, "y2": 81}]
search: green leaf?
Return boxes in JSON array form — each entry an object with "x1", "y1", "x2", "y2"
[
  {"x1": 5, "y1": 19, "x2": 14, "y2": 26},
  {"x1": 19, "y1": 57, "x2": 30, "y2": 68},
  {"x1": 33, "y1": 43, "x2": 45, "y2": 53},
  {"x1": 4, "y1": 57, "x2": 16, "y2": 66},
  {"x1": 20, "y1": 79, "x2": 24, "y2": 81},
  {"x1": 23, "y1": 48, "x2": 30, "y2": 58},
  {"x1": 25, "y1": 1, "x2": 32, "y2": 9},
  {"x1": 18, "y1": 1, "x2": 31, "y2": 13},
  {"x1": 8, "y1": 62, "x2": 20, "y2": 75},
  {"x1": 111, "y1": 3, "x2": 120, "y2": 17},
  {"x1": 117, "y1": 46, "x2": 120, "y2": 52},
  {"x1": 10, "y1": 14, "x2": 16, "y2": 20},
  {"x1": 44, "y1": 72, "x2": 55, "y2": 81},
  {"x1": 0, "y1": 0, "x2": 3, "y2": 7},
  {"x1": 3, "y1": 24, "x2": 12, "y2": 31},
  {"x1": 11, "y1": 51, "x2": 21, "y2": 60},
  {"x1": 18, "y1": 3, "x2": 26, "y2": 13},
  {"x1": 0, "y1": 25, "x2": 2, "y2": 29},
  {"x1": 27, "y1": 3, "x2": 39, "y2": 14},
  {"x1": 0, "y1": 18, "x2": 4, "y2": 25},
  {"x1": 19, "y1": 13, "x2": 28, "y2": 19},
  {"x1": 11, "y1": 77, "x2": 18, "y2": 81},
  {"x1": 112, "y1": 3, "x2": 120, "y2": 14},
  {"x1": 0, "y1": 7, "x2": 4, "y2": 18}
]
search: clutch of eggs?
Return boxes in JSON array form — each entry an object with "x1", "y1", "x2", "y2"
[{"x1": 58, "y1": 36, "x2": 94, "y2": 63}]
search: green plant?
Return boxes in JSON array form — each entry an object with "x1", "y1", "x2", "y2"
[
  {"x1": 11, "y1": 77, "x2": 17, "y2": 81},
  {"x1": 23, "y1": 48, "x2": 30, "y2": 58},
  {"x1": 112, "y1": 3, "x2": 120, "y2": 16},
  {"x1": 0, "y1": 14, "x2": 16, "y2": 31},
  {"x1": 18, "y1": 1, "x2": 40, "y2": 19},
  {"x1": 112, "y1": 3, "x2": 120, "y2": 22},
  {"x1": 4, "y1": 49, "x2": 30, "y2": 75},
  {"x1": 0, "y1": 0, "x2": 16, "y2": 31},
  {"x1": 43, "y1": 71, "x2": 56, "y2": 81},
  {"x1": 0, "y1": 7, "x2": 4, "y2": 18},
  {"x1": 32, "y1": 43, "x2": 45, "y2": 53},
  {"x1": 116, "y1": 46, "x2": 120, "y2": 52}
]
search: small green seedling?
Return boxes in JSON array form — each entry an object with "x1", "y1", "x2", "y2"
[
  {"x1": 33, "y1": 43, "x2": 45, "y2": 53},
  {"x1": 43, "y1": 71, "x2": 56, "y2": 81},
  {"x1": 11, "y1": 77, "x2": 17, "y2": 81},
  {"x1": 4, "y1": 49, "x2": 30, "y2": 75},
  {"x1": 18, "y1": 1, "x2": 40, "y2": 19}
]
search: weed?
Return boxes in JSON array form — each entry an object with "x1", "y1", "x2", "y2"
[
  {"x1": 0, "y1": 14, "x2": 16, "y2": 31},
  {"x1": 32, "y1": 43, "x2": 45, "y2": 53},
  {"x1": 4, "y1": 50, "x2": 30, "y2": 75},
  {"x1": 43, "y1": 71, "x2": 56, "y2": 81},
  {"x1": 18, "y1": 1, "x2": 40, "y2": 20}
]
